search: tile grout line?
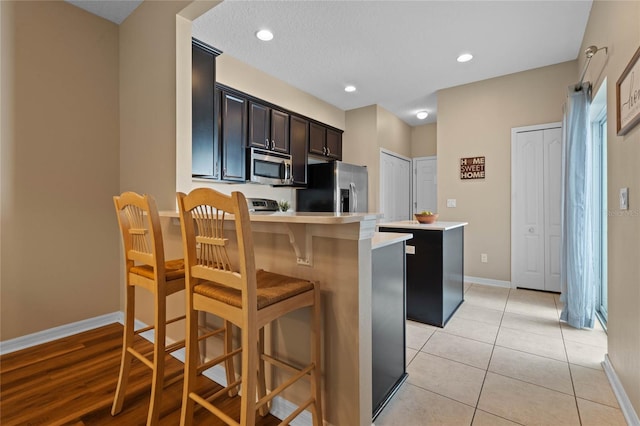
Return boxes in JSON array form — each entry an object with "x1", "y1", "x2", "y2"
[
  {"x1": 556, "y1": 293, "x2": 584, "y2": 426},
  {"x1": 469, "y1": 284, "x2": 509, "y2": 425}
]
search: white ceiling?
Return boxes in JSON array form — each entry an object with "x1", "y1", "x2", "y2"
[
  {"x1": 67, "y1": 0, "x2": 593, "y2": 127},
  {"x1": 66, "y1": 0, "x2": 142, "y2": 25}
]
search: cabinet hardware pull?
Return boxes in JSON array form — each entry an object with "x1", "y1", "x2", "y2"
[
  {"x1": 271, "y1": 140, "x2": 275, "y2": 150},
  {"x1": 327, "y1": 147, "x2": 331, "y2": 156},
  {"x1": 265, "y1": 139, "x2": 269, "y2": 149},
  {"x1": 322, "y1": 146, "x2": 327, "y2": 155}
]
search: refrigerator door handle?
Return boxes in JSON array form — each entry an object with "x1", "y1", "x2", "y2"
[{"x1": 350, "y1": 182, "x2": 357, "y2": 212}]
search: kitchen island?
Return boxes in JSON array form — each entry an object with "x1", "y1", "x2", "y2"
[
  {"x1": 158, "y1": 211, "x2": 400, "y2": 426},
  {"x1": 378, "y1": 221, "x2": 467, "y2": 327}
]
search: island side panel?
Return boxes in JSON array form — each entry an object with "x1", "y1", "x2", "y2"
[
  {"x1": 252, "y1": 230, "x2": 372, "y2": 426},
  {"x1": 442, "y1": 226, "x2": 464, "y2": 323}
]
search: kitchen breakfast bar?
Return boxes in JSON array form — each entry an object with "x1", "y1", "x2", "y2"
[{"x1": 158, "y1": 210, "x2": 411, "y2": 426}]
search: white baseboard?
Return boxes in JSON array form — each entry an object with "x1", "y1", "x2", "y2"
[
  {"x1": 0, "y1": 312, "x2": 312, "y2": 426},
  {"x1": 602, "y1": 355, "x2": 640, "y2": 426},
  {"x1": 464, "y1": 275, "x2": 512, "y2": 289},
  {"x1": 0, "y1": 312, "x2": 123, "y2": 355}
]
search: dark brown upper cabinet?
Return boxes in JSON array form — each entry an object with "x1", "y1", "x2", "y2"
[
  {"x1": 248, "y1": 101, "x2": 290, "y2": 154},
  {"x1": 191, "y1": 39, "x2": 221, "y2": 178},
  {"x1": 309, "y1": 122, "x2": 342, "y2": 160},
  {"x1": 290, "y1": 115, "x2": 309, "y2": 185},
  {"x1": 219, "y1": 89, "x2": 247, "y2": 182}
]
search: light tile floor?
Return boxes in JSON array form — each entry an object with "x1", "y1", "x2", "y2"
[{"x1": 375, "y1": 283, "x2": 627, "y2": 426}]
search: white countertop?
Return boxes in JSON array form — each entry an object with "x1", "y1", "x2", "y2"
[
  {"x1": 372, "y1": 232, "x2": 413, "y2": 250},
  {"x1": 378, "y1": 220, "x2": 468, "y2": 231},
  {"x1": 160, "y1": 210, "x2": 382, "y2": 225}
]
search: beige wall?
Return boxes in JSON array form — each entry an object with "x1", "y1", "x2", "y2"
[
  {"x1": 216, "y1": 55, "x2": 344, "y2": 131},
  {"x1": 581, "y1": 0, "x2": 640, "y2": 414},
  {"x1": 343, "y1": 105, "x2": 412, "y2": 213},
  {"x1": 377, "y1": 105, "x2": 412, "y2": 158},
  {"x1": 0, "y1": 1, "x2": 120, "y2": 340},
  {"x1": 344, "y1": 105, "x2": 379, "y2": 211},
  {"x1": 120, "y1": 0, "x2": 194, "y2": 211},
  {"x1": 437, "y1": 61, "x2": 577, "y2": 282},
  {"x1": 411, "y1": 123, "x2": 437, "y2": 158}
]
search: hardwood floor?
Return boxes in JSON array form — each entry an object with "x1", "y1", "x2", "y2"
[{"x1": 0, "y1": 323, "x2": 281, "y2": 425}]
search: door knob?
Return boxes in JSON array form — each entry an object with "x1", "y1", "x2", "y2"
[{"x1": 529, "y1": 227, "x2": 535, "y2": 233}]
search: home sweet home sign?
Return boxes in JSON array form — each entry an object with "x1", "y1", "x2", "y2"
[{"x1": 460, "y1": 156, "x2": 485, "y2": 180}]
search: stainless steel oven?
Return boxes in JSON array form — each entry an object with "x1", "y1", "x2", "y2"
[{"x1": 248, "y1": 148, "x2": 292, "y2": 185}]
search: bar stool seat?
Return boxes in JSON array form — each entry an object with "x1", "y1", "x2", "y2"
[{"x1": 194, "y1": 269, "x2": 314, "y2": 309}]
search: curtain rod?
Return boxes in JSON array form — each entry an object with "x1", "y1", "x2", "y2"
[{"x1": 575, "y1": 45, "x2": 608, "y2": 91}]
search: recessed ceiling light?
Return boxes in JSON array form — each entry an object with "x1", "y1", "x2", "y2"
[
  {"x1": 416, "y1": 111, "x2": 429, "y2": 120},
  {"x1": 256, "y1": 29, "x2": 274, "y2": 41},
  {"x1": 344, "y1": 85, "x2": 356, "y2": 93},
  {"x1": 457, "y1": 53, "x2": 473, "y2": 63}
]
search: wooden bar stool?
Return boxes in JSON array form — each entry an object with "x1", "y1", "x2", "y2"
[
  {"x1": 177, "y1": 188, "x2": 323, "y2": 426},
  {"x1": 112, "y1": 191, "x2": 223, "y2": 425}
]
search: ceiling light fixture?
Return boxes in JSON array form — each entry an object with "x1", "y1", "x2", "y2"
[
  {"x1": 416, "y1": 111, "x2": 429, "y2": 120},
  {"x1": 256, "y1": 29, "x2": 274, "y2": 41},
  {"x1": 344, "y1": 85, "x2": 356, "y2": 93},
  {"x1": 457, "y1": 53, "x2": 473, "y2": 63}
]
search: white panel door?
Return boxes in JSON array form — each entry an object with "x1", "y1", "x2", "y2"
[
  {"x1": 511, "y1": 125, "x2": 562, "y2": 292},
  {"x1": 543, "y1": 128, "x2": 562, "y2": 292},
  {"x1": 513, "y1": 130, "x2": 545, "y2": 290},
  {"x1": 379, "y1": 150, "x2": 411, "y2": 222},
  {"x1": 413, "y1": 157, "x2": 437, "y2": 214}
]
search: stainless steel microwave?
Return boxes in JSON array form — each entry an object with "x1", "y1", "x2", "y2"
[{"x1": 248, "y1": 148, "x2": 293, "y2": 185}]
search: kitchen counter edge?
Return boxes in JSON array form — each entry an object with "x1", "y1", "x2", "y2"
[
  {"x1": 378, "y1": 221, "x2": 468, "y2": 231},
  {"x1": 160, "y1": 210, "x2": 383, "y2": 225}
]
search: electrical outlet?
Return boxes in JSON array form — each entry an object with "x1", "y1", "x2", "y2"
[
  {"x1": 481, "y1": 253, "x2": 488, "y2": 263},
  {"x1": 447, "y1": 199, "x2": 457, "y2": 208}
]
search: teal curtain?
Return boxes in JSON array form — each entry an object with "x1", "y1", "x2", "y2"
[{"x1": 560, "y1": 82, "x2": 596, "y2": 329}]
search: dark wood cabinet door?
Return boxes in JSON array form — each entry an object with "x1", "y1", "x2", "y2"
[
  {"x1": 309, "y1": 122, "x2": 326, "y2": 156},
  {"x1": 290, "y1": 115, "x2": 308, "y2": 185},
  {"x1": 271, "y1": 109, "x2": 290, "y2": 153},
  {"x1": 192, "y1": 43, "x2": 216, "y2": 177},
  {"x1": 326, "y1": 128, "x2": 342, "y2": 160},
  {"x1": 248, "y1": 102, "x2": 270, "y2": 149},
  {"x1": 221, "y1": 91, "x2": 247, "y2": 181}
]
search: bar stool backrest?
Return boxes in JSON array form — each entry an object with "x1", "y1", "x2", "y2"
[{"x1": 177, "y1": 188, "x2": 257, "y2": 320}]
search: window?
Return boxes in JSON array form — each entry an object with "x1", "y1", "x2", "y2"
[{"x1": 590, "y1": 80, "x2": 608, "y2": 328}]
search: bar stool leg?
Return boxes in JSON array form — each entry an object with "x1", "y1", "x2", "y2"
[
  {"x1": 147, "y1": 292, "x2": 167, "y2": 425},
  {"x1": 180, "y1": 303, "x2": 199, "y2": 426},
  {"x1": 240, "y1": 323, "x2": 258, "y2": 426},
  {"x1": 224, "y1": 320, "x2": 238, "y2": 397},
  {"x1": 257, "y1": 327, "x2": 269, "y2": 416},
  {"x1": 112, "y1": 284, "x2": 135, "y2": 416}
]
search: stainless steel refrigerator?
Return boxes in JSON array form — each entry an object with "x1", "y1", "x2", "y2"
[{"x1": 296, "y1": 161, "x2": 368, "y2": 212}]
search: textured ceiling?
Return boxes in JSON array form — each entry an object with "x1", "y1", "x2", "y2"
[
  {"x1": 193, "y1": 0, "x2": 593, "y2": 126},
  {"x1": 65, "y1": 0, "x2": 593, "y2": 127},
  {"x1": 65, "y1": 0, "x2": 142, "y2": 25}
]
